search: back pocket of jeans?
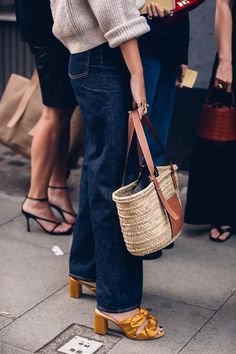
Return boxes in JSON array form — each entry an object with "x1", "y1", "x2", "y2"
[{"x1": 69, "y1": 51, "x2": 90, "y2": 80}]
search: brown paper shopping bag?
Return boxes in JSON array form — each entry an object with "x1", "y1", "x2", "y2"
[
  {"x1": 0, "y1": 71, "x2": 42, "y2": 156},
  {"x1": 0, "y1": 71, "x2": 84, "y2": 159}
]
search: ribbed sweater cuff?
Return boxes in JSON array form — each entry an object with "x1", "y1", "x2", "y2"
[{"x1": 105, "y1": 16, "x2": 150, "y2": 48}]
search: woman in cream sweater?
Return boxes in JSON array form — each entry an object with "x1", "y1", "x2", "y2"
[{"x1": 51, "y1": 0, "x2": 164, "y2": 340}]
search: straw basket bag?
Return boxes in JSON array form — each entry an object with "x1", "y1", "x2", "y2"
[{"x1": 112, "y1": 111, "x2": 184, "y2": 257}]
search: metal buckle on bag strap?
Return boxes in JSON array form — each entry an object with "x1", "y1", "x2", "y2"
[
  {"x1": 154, "y1": 167, "x2": 159, "y2": 178},
  {"x1": 148, "y1": 167, "x2": 159, "y2": 182}
]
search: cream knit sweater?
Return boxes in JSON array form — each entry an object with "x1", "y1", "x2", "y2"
[{"x1": 50, "y1": 0, "x2": 149, "y2": 54}]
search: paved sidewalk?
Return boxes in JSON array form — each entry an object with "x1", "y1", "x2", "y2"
[{"x1": 0, "y1": 145, "x2": 235, "y2": 354}]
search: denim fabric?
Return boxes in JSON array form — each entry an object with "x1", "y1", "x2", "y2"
[
  {"x1": 139, "y1": 15, "x2": 189, "y2": 65},
  {"x1": 140, "y1": 48, "x2": 178, "y2": 166},
  {"x1": 69, "y1": 43, "x2": 143, "y2": 313}
]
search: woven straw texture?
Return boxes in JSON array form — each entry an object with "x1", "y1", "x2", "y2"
[{"x1": 113, "y1": 165, "x2": 182, "y2": 256}]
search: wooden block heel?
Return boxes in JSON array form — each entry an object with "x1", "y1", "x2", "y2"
[
  {"x1": 69, "y1": 277, "x2": 82, "y2": 298},
  {"x1": 69, "y1": 277, "x2": 96, "y2": 298},
  {"x1": 94, "y1": 310, "x2": 108, "y2": 335}
]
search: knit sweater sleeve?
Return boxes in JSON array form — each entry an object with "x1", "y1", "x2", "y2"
[{"x1": 88, "y1": 0, "x2": 150, "y2": 48}]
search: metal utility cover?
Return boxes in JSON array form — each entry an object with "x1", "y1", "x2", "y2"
[
  {"x1": 36, "y1": 324, "x2": 122, "y2": 354},
  {"x1": 57, "y1": 335, "x2": 103, "y2": 354}
]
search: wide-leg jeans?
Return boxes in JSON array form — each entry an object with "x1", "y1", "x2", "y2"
[{"x1": 68, "y1": 43, "x2": 142, "y2": 313}]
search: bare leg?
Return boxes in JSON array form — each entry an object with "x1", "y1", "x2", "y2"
[
  {"x1": 23, "y1": 106, "x2": 72, "y2": 233},
  {"x1": 48, "y1": 108, "x2": 77, "y2": 225}
]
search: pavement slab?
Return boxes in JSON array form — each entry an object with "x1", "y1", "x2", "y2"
[
  {"x1": 0, "y1": 318, "x2": 12, "y2": 331},
  {"x1": 179, "y1": 294, "x2": 236, "y2": 354},
  {"x1": 0, "y1": 222, "x2": 70, "y2": 318},
  {"x1": 0, "y1": 287, "x2": 213, "y2": 354},
  {"x1": 144, "y1": 225, "x2": 236, "y2": 311},
  {"x1": 0, "y1": 287, "x2": 96, "y2": 353},
  {"x1": 0, "y1": 215, "x2": 72, "y2": 254},
  {"x1": 0, "y1": 342, "x2": 32, "y2": 354},
  {"x1": 0, "y1": 194, "x2": 21, "y2": 226}
]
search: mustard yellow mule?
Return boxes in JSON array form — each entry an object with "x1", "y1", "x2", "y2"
[
  {"x1": 94, "y1": 307, "x2": 165, "y2": 340},
  {"x1": 69, "y1": 276, "x2": 96, "y2": 298}
]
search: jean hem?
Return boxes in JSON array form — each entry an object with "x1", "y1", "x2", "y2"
[
  {"x1": 96, "y1": 302, "x2": 141, "y2": 314},
  {"x1": 69, "y1": 273, "x2": 96, "y2": 282}
]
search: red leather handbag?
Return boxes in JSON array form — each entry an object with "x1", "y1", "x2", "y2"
[
  {"x1": 164, "y1": 0, "x2": 205, "y2": 23},
  {"x1": 196, "y1": 89, "x2": 236, "y2": 142}
]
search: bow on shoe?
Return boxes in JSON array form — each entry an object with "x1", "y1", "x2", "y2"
[{"x1": 130, "y1": 308, "x2": 158, "y2": 337}]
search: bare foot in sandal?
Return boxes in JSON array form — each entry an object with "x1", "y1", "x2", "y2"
[{"x1": 210, "y1": 225, "x2": 232, "y2": 242}]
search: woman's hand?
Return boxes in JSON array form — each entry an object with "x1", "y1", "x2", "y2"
[
  {"x1": 176, "y1": 64, "x2": 188, "y2": 88},
  {"x1": 147, "y1": 2, "x2": 173, "y2": 18},
  {"x1": 130, "y1": 73, "x2": 148, "y2": 116},
  {"x1": 215, "y1": 61, "x2": 233, "y2": 92}
]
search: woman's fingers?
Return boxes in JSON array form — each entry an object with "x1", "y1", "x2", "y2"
[
  {"x1": 135, "y1": 101, "x2": 148, "y2": 116},
  {"x1": 215, "y1": 63, "x2": 233, "y2": 92},
  {"x1": 163, "y1": 9, "x2": 171, "y2": 16},
  {"x1": 176, "y1": 64, "x2": 188, "y2": 87},
  {"x1": 226, "y1": 82, "x2": 232, "y2": 93},
  {"x1": 147, "y1": 3, "x2": 165, "y2": 18},
  {"x1": 147, "y1": 4, "x2": 153, "y2": 18},
  {"x1": 152, "y1": 3, "x2": 163, "y2": 17},
  {"x1": 214, "y1": 78, "x2": 223, "y2": 89},
  {"x1": 215, "y1": 78, "x2": 231, "y2": 92}
]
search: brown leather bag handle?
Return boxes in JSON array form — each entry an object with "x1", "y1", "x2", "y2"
[
  {"x1": 7, "y1": 70, "x2": 39, "y2": 128},
  {"x1": 123, "y1": 112, "x2": 178, "y2": 189},
  {"x1": 126, "y1": 111, "x2": 179, "y2": 221},
  {"x1": 142, "y1": 114, "x2": 178, "y2": 189},
  {"x1": 124, "y1": 112, "x2": 154, "y2": 177},
  {"x1": 122, "y1": 112, "x2": 155, "y2": 185}
]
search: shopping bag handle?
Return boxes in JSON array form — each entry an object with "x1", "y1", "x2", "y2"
[
  {"x1": 7, "y1": 70, "x2": 39, "y2": 128},
  {"x1": 124, "y1": 110, "x2": 179, "y2": 221}
]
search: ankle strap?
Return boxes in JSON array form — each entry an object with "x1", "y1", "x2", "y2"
[
  {"x1": 48, "y1": 185, "x2": 68, "y2": 190},
  {"x1": 27, "y1": 196, "x2": 48, "y2": 202}
]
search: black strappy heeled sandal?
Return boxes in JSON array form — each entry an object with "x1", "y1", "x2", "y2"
[
  {"x1": 21, "y1": 196, "x2": 73, "y2": 235},
  {"x1": 209, "y1": 225, "x2": 232, "y2": 242},
  {"x1": 48, "y1": 186, "x2": 77, "y2": 225}
]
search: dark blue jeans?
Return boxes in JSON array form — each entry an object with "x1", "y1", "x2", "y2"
[
  {"x1": 68, "y1": 43, "x2": 142, "y2": 313},
  {"x1": 140, "y1": 49, "x2": 178, "y2": 166}
]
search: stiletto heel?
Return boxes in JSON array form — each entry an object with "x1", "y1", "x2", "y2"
[
  {"x1": 93, "y1": 308, "x2": 165, "y2": 340},
  {"x1": 26, "y1": 216, "x2": 30, "y2": 232},
  {"x1": 21, "y1": 196, "x2": 73, "y2": 236},
  {"x1": 69, "y1": 277, "x2": 96, "y2": 298},
  {"x1": 94, "y1": 310, "x2": 108, "y2": 335},
  {"x1": 22, "y1": 210, "x2": 31, "y2": 232},
  {"x1": 69, "y1": 277, "x2": 82, "y2": 298}
]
